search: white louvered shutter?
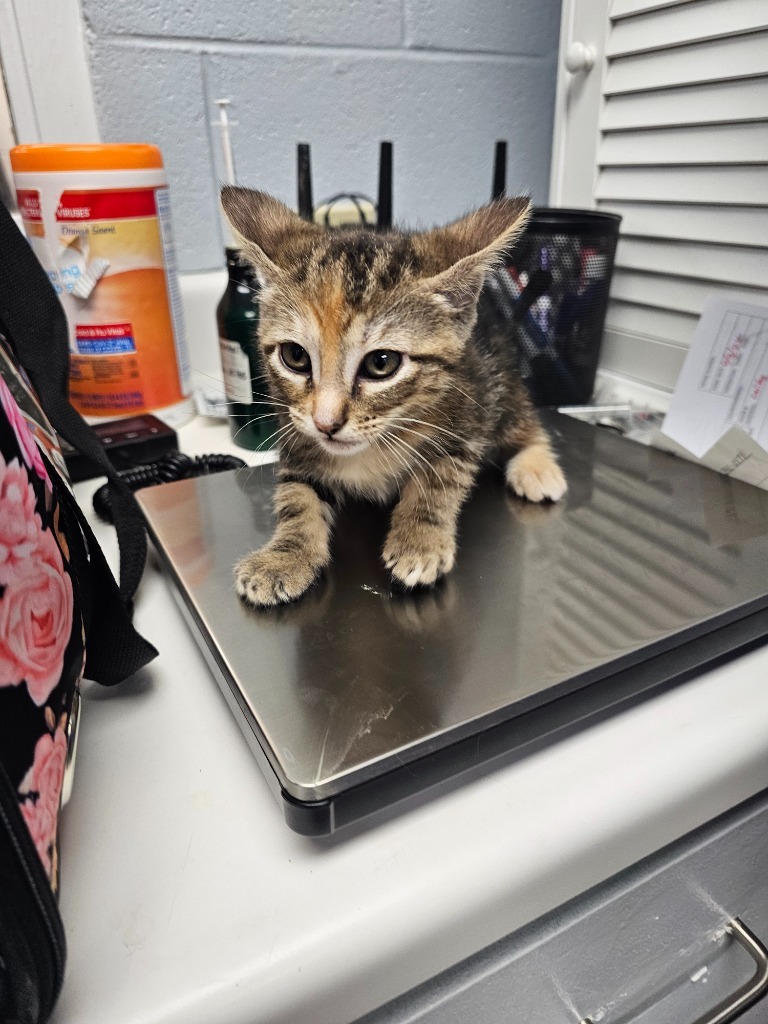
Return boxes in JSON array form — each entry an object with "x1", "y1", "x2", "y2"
[{"x1": 550, "y1": 0, "x2": 768, "y2": 395}]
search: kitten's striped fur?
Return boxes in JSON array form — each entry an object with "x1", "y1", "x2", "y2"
[{"x1": 222, "y1": 187, "x2": 566, "y2": 607}]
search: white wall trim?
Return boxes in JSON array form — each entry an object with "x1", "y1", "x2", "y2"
[
  {"x1": 0, "y1": 0, "x2": 99, "y2": 144},
  {"x1": 0, "y1": 57, "x2": 17, "y2": 204},
  {"x1": 0, "y1": 0, "x2": 38, "y2": 140},
  {"x1": 548, "y1": 0, "x2": 572, "y2": 205},
  {"x1": 549, "y1": 0, "x2": 610, "y2": 206}
]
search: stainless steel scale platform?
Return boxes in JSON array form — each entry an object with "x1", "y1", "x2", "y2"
[{"x1": 137, "y1": 414, "x2": 768, "y2": 835}]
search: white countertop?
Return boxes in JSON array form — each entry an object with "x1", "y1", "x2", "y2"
[{"x1": 51, "y1": 416, "x2": 768, "y2": 1024}]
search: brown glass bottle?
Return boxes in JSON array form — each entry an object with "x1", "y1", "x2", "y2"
[{"x1": 216, "y1": 248, "x2": 278, "y2": 450}]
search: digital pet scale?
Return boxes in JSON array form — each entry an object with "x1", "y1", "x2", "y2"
[{"x1": 136, "y1": 414, "x2": 768, "y2": 836}]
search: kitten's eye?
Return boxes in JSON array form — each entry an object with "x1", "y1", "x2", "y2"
[
  {"x1": 280, "y1": 342, "x2": 311, "y2": 375},
  {"x1": 360, "y1": 350, "x2": 402, "y2": 380}
]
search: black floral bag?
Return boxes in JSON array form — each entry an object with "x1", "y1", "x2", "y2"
[{"x1": 0, "y1": 200, "x2": 158, "y2": 1023}]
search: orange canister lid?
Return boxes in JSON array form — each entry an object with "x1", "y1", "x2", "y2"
[{"x1": 10, "y1": 143, "x2": 164, "y2": 173}]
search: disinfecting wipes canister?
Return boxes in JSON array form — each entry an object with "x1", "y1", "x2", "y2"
[{"x1": 11, "y1": 144, "x2": 193, "y2": 425}]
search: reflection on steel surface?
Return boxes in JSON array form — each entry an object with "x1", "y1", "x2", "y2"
[{"x1": 137, "y1": 415, "x2": 768, "y2": 803}]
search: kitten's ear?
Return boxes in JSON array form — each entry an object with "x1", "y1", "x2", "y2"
[
  {"x1": 220, "y1": 186, "x2": 320, "y2": 285},
  {"x1": 414, "y1": 196, "x2": 531, "y2": 318}
]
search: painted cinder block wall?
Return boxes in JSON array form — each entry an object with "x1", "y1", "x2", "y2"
[{"x1": 80, "y1": 0, "x2": 562, "y2": 274}]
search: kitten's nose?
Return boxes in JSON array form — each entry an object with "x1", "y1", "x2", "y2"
[
  {"x1": 312, "y1": 413, "x2": 345, "y2": 438},
  {"x1": 312, "y1": 391, "x2": 347, "y2": 437}
]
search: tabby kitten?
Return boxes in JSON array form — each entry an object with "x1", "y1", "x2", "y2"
[{"x1": 221, "y1": 186, "x2": 566, "y2": 607}]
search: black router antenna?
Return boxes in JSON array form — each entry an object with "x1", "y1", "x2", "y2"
[
  {"x1": 297, "y1": 143, "x2": 314, "y2": 222},
  {"x1": 492, "y1": 140, "x2": 507, "y2": 200},
  {"x1": 376, "y1": 141, "x2": 393, "y2": 231}
]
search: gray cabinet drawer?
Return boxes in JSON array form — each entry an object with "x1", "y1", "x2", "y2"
[{"x1": 360, "y1": 789, "x2": 768, "y2": 1024}]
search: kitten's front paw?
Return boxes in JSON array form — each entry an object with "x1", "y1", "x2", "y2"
[
  {"x1": 506, "y1": 445, "x2": 567, "y2": 503},
  {"x1": 234, "y1": 547, "x2": 320, "y2": 607},
  {"x1": 382, "y1": 526, "x2": 456, "y2": 589}
]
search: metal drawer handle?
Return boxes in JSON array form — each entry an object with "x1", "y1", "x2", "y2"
[{"x1": 580, "y1": 918, "x2": 768, "y2": 1024}]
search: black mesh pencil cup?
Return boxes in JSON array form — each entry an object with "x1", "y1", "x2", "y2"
[{"x1": 486, "y1": 208, "x2": 622, "y2": 407}]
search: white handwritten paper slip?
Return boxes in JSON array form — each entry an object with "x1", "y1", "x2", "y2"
[{"x1": 662, "y1": 296, "x2": 768, "y2": 460}]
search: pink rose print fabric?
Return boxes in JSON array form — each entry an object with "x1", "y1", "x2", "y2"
[
  {"x1": 0, "y1": 374, "x2": 51, "y2": 488},
  {"x1": 0, "y1": 454, "x2": 73, "y2": 706},
  {"x1": 0, "y1": 369, "x2": 81, "y2": 888},
  {"x1": 18, "y1": 727, "x2": 68, "y2": 877},
  {"x1": 0, "y1": 453, "x2": 41, "y2": 584}
]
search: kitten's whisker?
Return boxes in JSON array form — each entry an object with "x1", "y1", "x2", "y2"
[
  {"x1": 191, "y1": 367, "x2": 294, "y2": 416},
  {"x1": 386, "y1": 430, "x2": 448, "y2": 499},
  {"x1": 388, "y1": 422, "x2": 465, "y2": 475},
  {"x1": 259, "y1": 401, "x2": 292, "y2": 413},
  {"x1": 191, "y1": 365, "x2": 273, "y2": 395},
  {"x1": 390, "y1": 424, "x2": 459, "y2": 478},
  {"x1": 268, "y1": 423, "x2": 296, "y2": 449},
  {"x1": 192, "y1": 366, "x2": 225, "y2": 383},
  {"x1": 247, "y1": 427, "x2": 289, "y2": 474},
  {"x1": 242, "y1": 420, "x2": 293, "y2": 452},
  {"x1": 382, "y1": 432, "x2": 429, "y2": 505},
  {"x1": 379, "y1": 438, "x2": 413, "y2": 495},
  {"x1": 258, "y1": 424, "x2": 298, "y2": 471},
  {"x1": 370, "y1": 438, "x2": 401, "y2": 498},
  {"x1": 446, "y1": 383, "x2": 486, "y2": 412},
  {"x1": 235, "y1": 281, "x2": 261, "y2": 298},
  {"x1": 282, "y1": 430, "x2": 301, "y2": 460},
  {"x1": 385, "y1": 423, "x2": 450, "y2": 495},
  {"x1": 249, "y1": 425, "x2": 294, "y2": 473},
  {"x1": 235, "y1": 404, "x2": 283, "y2": 413},
  {"x1": 246, "y1": 393, "x2": 293, "y2": 410},
  {"x1": 233, "y1": 412, "x2": 282, "y2": 425},
  {"x1": 231, "y1": 415, "x2": 281, "y2": 445},
  {"x1": 392, "y1": 440, "x2": 432, "y2": 504},
  {"x1": 378, "y1": 432, "x2": 413, "y2": 493},
  {"x1": 392, "y1": 416, "x2": 467, "y2": 447}
]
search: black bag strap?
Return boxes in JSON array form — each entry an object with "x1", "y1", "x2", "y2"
[{"x1": 0, "y1": 201, "x2": 157, "y2": 682}]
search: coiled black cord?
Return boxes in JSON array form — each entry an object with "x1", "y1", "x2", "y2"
[{"x1": 93, "y1": 452, "x2": 246, "y2": 523}]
